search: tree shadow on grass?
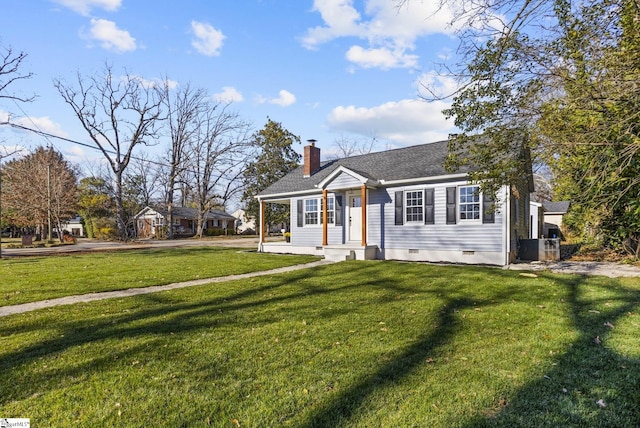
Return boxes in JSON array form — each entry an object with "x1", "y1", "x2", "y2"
[
  {"x1": 295, "y1": 267, "x2": 640, "y2": 427},
  {"x1": 5, "y1": 261, "x2": 638, "y2": 426},
  {"x1": 297, "y1": 295, "x2": 477, "y2": 427},
  {"x1": 463, "y1": 274, "x2": 640, "y2": 427},
  {"x1": 0, "y1": 266, "x2": 330, "y2": 404}
]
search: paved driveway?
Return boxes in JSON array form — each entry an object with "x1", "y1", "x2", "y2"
[
  {"x1": 507, "y1": 260, "x2": 640, "y2": 278},
  {"x1": 0, "y1": 237, "x2": 261, "y2": 257}
]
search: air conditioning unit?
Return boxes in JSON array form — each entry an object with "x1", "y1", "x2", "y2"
[{"x1": 519, "y1": 238, "x2": 560, "y2": 261}]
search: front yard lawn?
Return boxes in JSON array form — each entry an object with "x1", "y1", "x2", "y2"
[
  {"x1": 0, "y1": 247, "x2": 318, "y2": 306},
  {"x1": 1, "y1": 260, "x2": 639, "y2": 426}
]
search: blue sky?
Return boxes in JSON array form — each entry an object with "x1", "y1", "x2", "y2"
[{"x1": 0, "y1": 0, "x2": 462, "y2": 167}]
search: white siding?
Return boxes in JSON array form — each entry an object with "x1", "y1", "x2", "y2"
[
  {"x1": 375, "y1": 183, "x2": 506, "y2": 253},
  {"x1": 290, "y1": 195, "x2": 344, "y2": 247},
  {"x1": 279, "y1": 182, "x2": 511, "y2": 265},
  {"x1": 325, "y1": 172, "x2": 363, "y2": 191}
]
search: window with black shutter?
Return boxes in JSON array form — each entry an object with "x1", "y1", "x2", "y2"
[{"x1": 446, "y1": 187, "x2": 457, "y2": 224}]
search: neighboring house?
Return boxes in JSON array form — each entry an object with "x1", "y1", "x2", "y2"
[
  {"x1": 256, "y1": 140, "x2": 533, "y2": 266},
  {"x1": 58, "y1": 216, "x2": 85, "y2": 237},
  {"x1": 135, "y1": 206, "x2": 236, "y2": 238},
  {"x1": 542, "y1": 201, "x2": 570, "y2": 239},
  {"x1": 232, "y1": 209, "x2": 256, "y2": 234}
]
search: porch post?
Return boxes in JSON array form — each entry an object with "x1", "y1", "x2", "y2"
[
  {"x1": 260, "y1": 200, "x2": 266, "y2": 244},
  {"x1": 322, "y1": 189, "x2": 328, "y2": 246},
  {"x1": 361, "y1": 185, "x2": 367, "y2": 246}
]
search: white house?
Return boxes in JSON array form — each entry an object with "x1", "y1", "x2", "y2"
[
  {"x1": 255, "y1": 140, "x2": 533, "y2": 265},
  {"x1": 542, "y1": 201, "x2": 570, "y2": 239},
  {"x1": 60, "y1": 216, "x2": 85, "y2": 237}
]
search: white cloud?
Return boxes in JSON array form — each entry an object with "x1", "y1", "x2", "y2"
[
  {"x1": 127, "y1": 76, "x2": 178, "y2": 90},
  {"x1": 301, "y1": 0, "x2": 365, "y2": 49},
  {"x1": 213, "y1": 87, "x2": 244, "y2": 103},
  {"x1": 1, "y1": 109, "x2": 68, "y2": 138},
  {"x1": 416, "y1": 72, "x2": 460, "y2": 100},
  {"x1": 86, "y1": 18, "x2": 136, "y2": 53},
  {"x1": 190, "y1": 21, "x2": 225, "y2": 56},
  {"x1": 62, "y1": 144, "x2": 88, "y2": 165},
  {"x1": 345, "y1": 45, "x2": 418, "y2": 69},
  {"x1": 327, "y1": 98, "x2": 456, "y2": 145},
  {"x1": 52, "y1": 0, "x2": 122, "y2": 16},
  {"x1": 302, "y1": 0, "x2": 458, "y2": 70},
  {"x1": 258, "y1": 90, "x2": 296, "y2": 107}
]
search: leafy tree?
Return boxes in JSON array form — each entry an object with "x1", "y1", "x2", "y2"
[
  {"x1": 77, "y1": 176, "x2": 113, "y2": 239},
  {"x1": 54, "y1": 63, "x2": 165, "y2": 240},
  {"x1": 537, "y1": 0, "x2": 640, "y2": 255},
  {"x1": 242, "y1": 118, "x2": 301, "y2": 232},
  {"x1": 403, "y1": 0, "x2": 640, "y2": 257},
  {"x1": 2, "y1": 146, "x2": 78, "y2": 241}
]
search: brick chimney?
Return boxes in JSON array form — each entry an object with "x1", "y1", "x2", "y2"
[{"x1": 303, "y1": 139, "x2": 321, "y2": 177}]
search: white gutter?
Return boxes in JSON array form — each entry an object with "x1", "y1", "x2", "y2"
[
  {"x1": 503, "y1": 185, "x2": 511, "y2": 266},
  {"x1": 255, "y1": 188, "x2": 324, "y2": 201},
  {"x1": 379, "y1": 173, "x2": 468, "y2": 186}
]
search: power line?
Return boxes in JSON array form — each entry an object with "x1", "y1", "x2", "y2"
[
  {"x1": 2, "y1": 120, "x2": 178, "y2": 171},
  {"x1": 0, "y1": 120, "x2": 252, "y2": 185}
]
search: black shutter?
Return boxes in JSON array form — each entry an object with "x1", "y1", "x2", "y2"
[
  {"x1": 297, "y1": 200, "x2": 303, "y2": 227},
  {"x1": 482, "y1": 192, "x2": 495, "y2": 224},
  {"x1": 425, "y1": 188, "x2": 434, "y2": 224},
  {"x1": 395, "y1": 191, "x2": 404, "y2": 225},
  {"x1": 446, "y1": 187, "x2": 457, "y2": 224},
  {"x1": 335, "y1": 195, "x2": 343, "y2": 226}
]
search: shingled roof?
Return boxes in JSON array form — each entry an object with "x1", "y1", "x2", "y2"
[
  {"x1": 259, "y1": 140, "x2": 471, "y2": 197},
  {"x1": 542, "y1": 201, "x2": 570, "y2": 214}
]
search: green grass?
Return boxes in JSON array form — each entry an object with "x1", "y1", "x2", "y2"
[
  {"x1": 0, "y1": 247, "x2": 318, "y2": 306},
  {"x1": 1, "y1": 260, "x2": 640, "y2": 427}
]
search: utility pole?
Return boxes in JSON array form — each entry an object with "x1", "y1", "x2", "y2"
[
  {"x1": 0, "y1": 164, "x2": 3, "y2": 259},
  {"x1": 47, "y1": 163, "x2": 52, "y2": 241}
]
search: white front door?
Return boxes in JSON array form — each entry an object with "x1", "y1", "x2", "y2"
[{"x1": 348, "y1": 194, "x2": 362, "y2": 242}]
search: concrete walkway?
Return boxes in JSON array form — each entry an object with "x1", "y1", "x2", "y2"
[
  {"x1": 0, "y1": 260, "x2": 334, "y2": 318},
  {"x1": 3, "y1": 257, "x2": 639, "y2": 318}
]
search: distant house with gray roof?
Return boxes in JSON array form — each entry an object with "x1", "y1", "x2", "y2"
[
  {"x1": 256, "y1": 139, "x2": 533, "y2": 265},
  {"x1": 542, "y1": 201, "x2": 570, "y2": 239},
  {"x1": 135, "y1": 206, "x2": 235, "y2": 238}
]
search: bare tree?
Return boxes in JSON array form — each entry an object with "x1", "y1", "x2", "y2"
[
  {"x1": 330, "y1": 134, "x2": 378, "y2": 159},
  {"x1": 54, "y1": 64, "x2": 165, "y2": 240},
  {"x1": 125, "y1": 153, "x2": 161, "y2": 208},
  {"x1": 185, "y1": 101, "x2": 252, "y2": 238},
  {"x1": 161, "y1": 82, "x2": 207, "y2": 238},
  {"x1": 0, "y1": 44, "x2": 35, "y2": 257},
  {"x1": 0, "y1": 44, "x2": 34, "y2": 104}
]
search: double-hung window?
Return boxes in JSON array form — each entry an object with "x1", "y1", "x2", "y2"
[
  {"x1": 322, "y1": 196, "x2": 335, "y2": 224},
  {"x1": 304, "y1": 196, "x2": 335, "y2": 225},
  {"x1": 304, "y1": 199, "x2": 319, "y2": 225},
  {"x1": 459, "y1": 185, "x2": 480, "y2": 220},
  {"x1": 405, "y1": 190, "x2": 424, "y2": 223}
]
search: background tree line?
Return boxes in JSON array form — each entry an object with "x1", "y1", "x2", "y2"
[
  {"x1": 1, "y1": 55, "x2": 301, "y2": 241},
  {"x1": 402, "y1": 0, "x2": 640, "y2": 259}
]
